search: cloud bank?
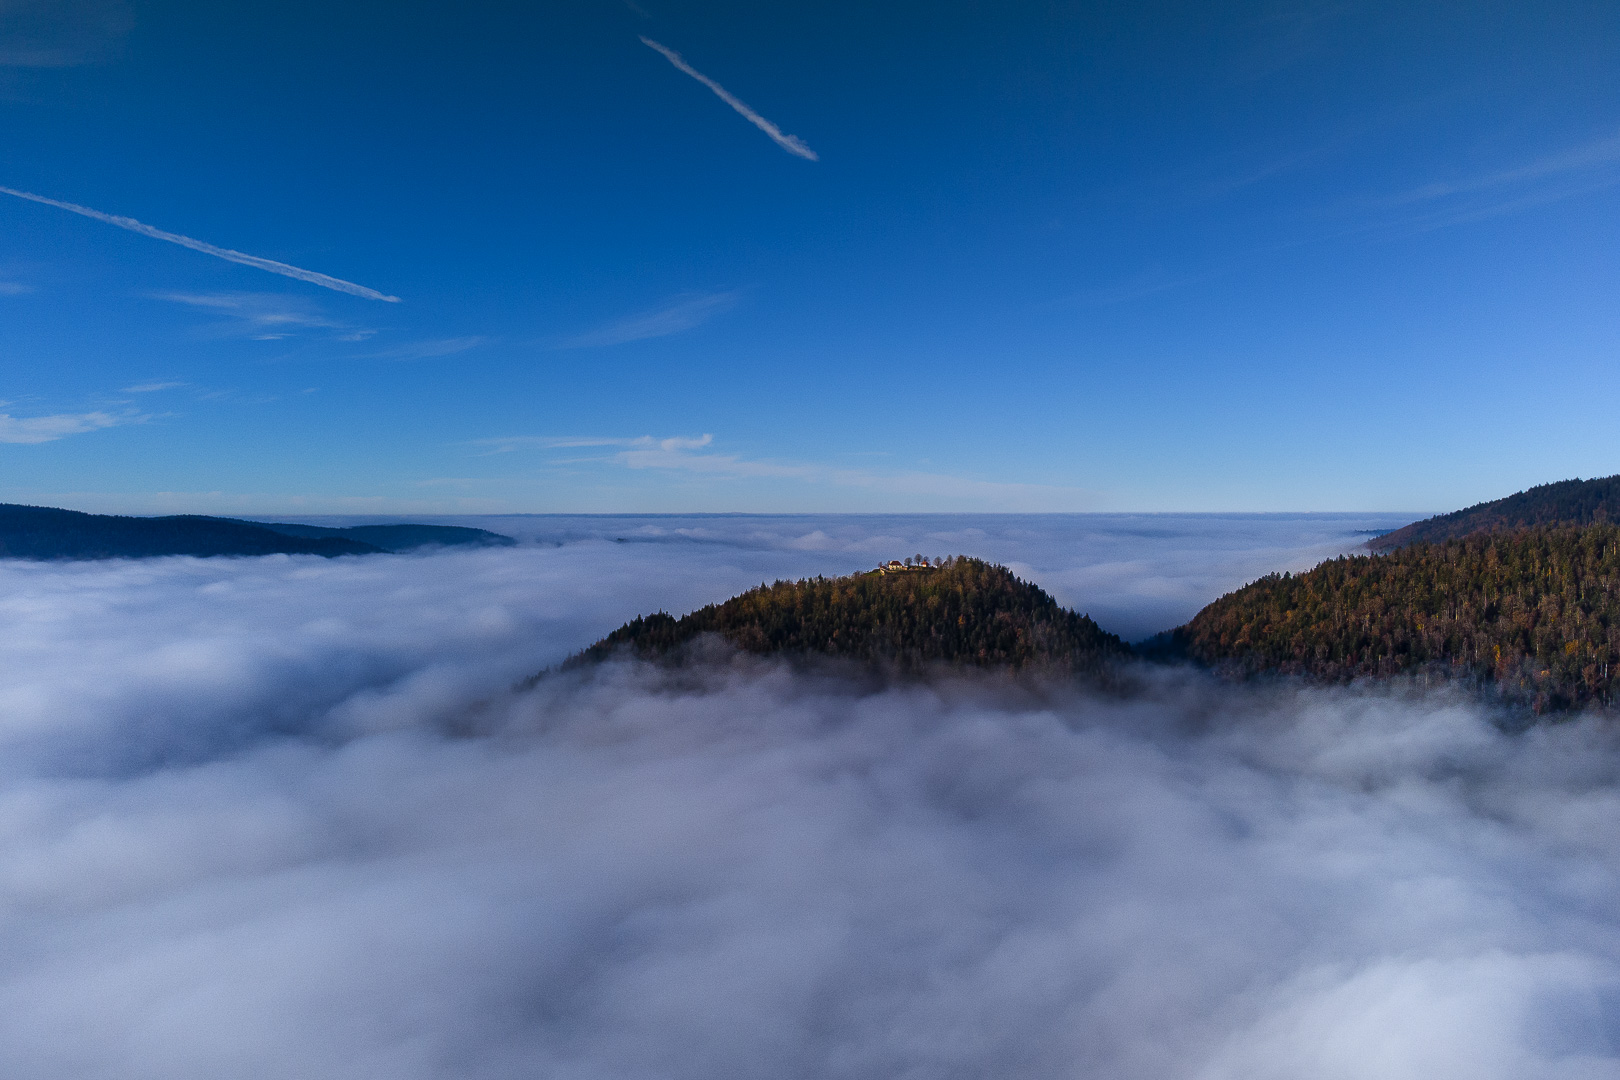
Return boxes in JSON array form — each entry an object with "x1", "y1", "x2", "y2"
[
  {"x1": 0, "y1": 537, "x2": 1618, "y2": 1077},
  {"x1": 0, "y1": 187, "x2": 400, "y2": 302},
  {"x1": 640, "y1": 37, "x2": 818, "y2": 161}
]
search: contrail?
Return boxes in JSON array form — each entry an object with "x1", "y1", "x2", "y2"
[
  {"x1": 639, "y1": 37, "x2": 818, "y2": 161},
  {"x1": 0, "y1": 186, "x2": 401, "y2": 302}
]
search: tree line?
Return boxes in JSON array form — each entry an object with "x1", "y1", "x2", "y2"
[
  {"x1": 1371, "y1": 474, "x2": 1620, "y2": 550},
  {"x1": 573, "y1": 556, "x2": 1128, "y2": 672},
  {"x1": 1179, "y1": 524, "x2": 1620, "y2": 712}
]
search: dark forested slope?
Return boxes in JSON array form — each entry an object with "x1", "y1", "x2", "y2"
[
  {"x1": 243, "y1": 521, "x2": 515, "y2": 552},
  {"x1": 0, "y1": 504, "x2": 513, "y2": 560},
  {"x1": 574, "y1": 557, "x2": 1128, "y2": 671},
  {"x1": 1179, "y1": 525, "x2": 1620, "y2": 711},
  {"x1": 1370, "y1": 475, "x2": 1620, "y2": 551},
  {"x1": 0, "y1": 505, "x2": 379, "y2": 559}
]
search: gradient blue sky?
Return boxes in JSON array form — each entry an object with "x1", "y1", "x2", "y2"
[{"x1": 1, "y1": 0, "x2": 1616, "y2": 513}]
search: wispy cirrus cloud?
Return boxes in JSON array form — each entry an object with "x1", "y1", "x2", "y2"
[
  {"x1": 155, "y1": 292, "x2": 374, "y2": 341},
  {"x1": 0, "y1": 281, "x2": 31, "y2": 295},
  {"x1": 471, "y1": 434, "x2": 713, "y2": 456},
  {"x1": 1069, "y1": 128, "x2": 1620, "y2": 309},
  {"x1": 640, "y1": 38, "x2": 817, "y2": 161},
  {"x1": 1071, "y1": 266, "x2": 1217, "y2": 306},
  {"x1": 1382, "y1": 130, "x2": 1620, "y2": 208},
  {"x1": 1360, "y1": 128, "x2": 1620, "y2": 236},
  {"x1": 0, "y1": 409, "x2": 128, "y2": 444},
  {"x1": 478, "y1": 433, "x2": 1097, "y2": 509},
  {"x1": 0, "y1": 186, "x2": 400, "y2": 301},
  {"x1": 557, "y1": 291, "x2": 736, "y2": 349},
  {"x1": 121, "y1": 381, "x2": 186, "y2": 394}
]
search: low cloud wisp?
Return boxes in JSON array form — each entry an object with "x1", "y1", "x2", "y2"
[
  {"x1": 155, "y1": 291, "x2": 376, "y2": 341},
  {"x1": 361, "y1": 336, "x2": 488, "y2": 361},
  {"x1": 0, "y1": 409, "x2": 125, "y2": 443},
  {"x1": 0, "y1": 186, "x2": 401, "y2": 302},
  {"x1": 640, "y1": 37, "x2": 818, "y2": 161},
  {"x1": 559, "y1": 291, "x2": 737, "y2": 348},
  {"x1": 0, "y1": 523, "x2": 1609, "y2": 1077},
  {"x1": 482, "y1": 431, "x2": 1103, "y2": 513}
]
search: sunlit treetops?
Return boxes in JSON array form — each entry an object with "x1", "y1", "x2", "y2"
[
  {"x1": 1371, "y1": 474, "x2": 1620, "y2": 551},
  {"x1": 1178, "y1": 524, "x2": 1620, "y2": 713},
  {"x1": 571, "y1": 556, "x2": 1128, "y2": 671}
]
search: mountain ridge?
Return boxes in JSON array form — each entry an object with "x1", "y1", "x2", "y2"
[
  {"x1": 1369, "y1": 475, "x2": 1620, "y2": 551},
  {"x1": 0, "y1": 504, "x2": 513, "y2": 560},
  {"x1": 1170, "y1": 476, "x2": 1620, "y2": 712},
  {"x1": 568, "y1": 556, "x2": 1128, "y2": 673}
]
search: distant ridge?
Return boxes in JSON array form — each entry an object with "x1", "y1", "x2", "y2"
[
  {"x1": 569, "y1": 557, "x2": 1128, "y2": 673},
  {"x1": 0, "y1": 504, "x2": 513, "y2": 561},
  {"x1": 242, "y1": 521, "x2": 516, "y2": 553},
  {"x1": 1369, "y1": 475, "x2": 1620, "y2": 551}
]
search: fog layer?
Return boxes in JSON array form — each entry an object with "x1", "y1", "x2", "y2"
[
  {"x1": 2, "y1": 521, "x2": 1616, "y2": 1078},
  {"x1": 341, "y1": 511, "x2": 1413, "y2": 641}
]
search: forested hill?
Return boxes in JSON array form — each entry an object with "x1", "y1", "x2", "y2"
[
  {"x1": 573, "y1": 557, "x2": 1129, "y2": 671},
  {"x1": 0, "y1": 504, "x2": 513, "y2": 560},
  {"x1": 238, "y1": 521, "x2": 515, "y2": 552},
  {"x1": 1177, "y1": 525, "x2": 1620, "y2": 712},
  {"x1": 1370, "y1": 475, "x2": 1620, "y2": 551}
]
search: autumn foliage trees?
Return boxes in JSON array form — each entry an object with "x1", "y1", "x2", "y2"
[
  {"x1": 1179, "y1": 525, "x2": 1620, "y2": 712},
  {"x1": 570, "y1": 480, "x2": 1620, "y2": 715},
  {"x1": 1369, "y1": 475, "x2": 1620, "y2": 551},
  {"x1": 575, "y1": 557, "x2": 1127, "y2": 672}
]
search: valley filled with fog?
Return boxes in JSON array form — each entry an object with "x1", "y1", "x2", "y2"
[{"x1": 5, "y1": 513, "x2": 1620, "y2": 1079}]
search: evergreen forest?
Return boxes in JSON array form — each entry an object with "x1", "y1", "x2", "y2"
[
  {"x1": 0, "y1": 503, "x2": 512, "y2": 560},
  {"x1": 1179, "y1": 524, "x2": 1620, "y2": 712},
  {"x1": 573, "y1": 557, "x2": 1128, "y2": 672},
  {"x1": 1371, "y1": 474, "x2": 1620, "y2": 550}
]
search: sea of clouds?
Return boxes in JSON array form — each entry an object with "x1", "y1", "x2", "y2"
[
  {"x1": 4, "y1": 513, "x2": 1620, "y2": 1079},
  {"x1": 430, "y1": 511, "x2": 1414, "y2": 642}
]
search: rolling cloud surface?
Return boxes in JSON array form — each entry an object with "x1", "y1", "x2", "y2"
[{"x1": 0, "y1": 516, "x2": 1615, "y2": 1077}]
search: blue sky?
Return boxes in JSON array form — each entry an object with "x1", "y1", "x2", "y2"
[{"x1": 1, "y1": 0, "x2": 1617, "y2": 514}]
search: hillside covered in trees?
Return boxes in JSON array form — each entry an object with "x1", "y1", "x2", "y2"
[
  {"x1": 1178, "y1": 525, "x2": 1620, "y2": 712},
  {"x1": 573, "y1": 557, "x2": 1128, "y2": 672},
  {"x1": 0, "y1": 504, "x2": 513, "y2": 560},
  {"x1": 1370, "y1": 475, "x2": 1620, "y2": 550},
  {"x1": 241, "y1": 520, "x2": 514, "y2": 553}
]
